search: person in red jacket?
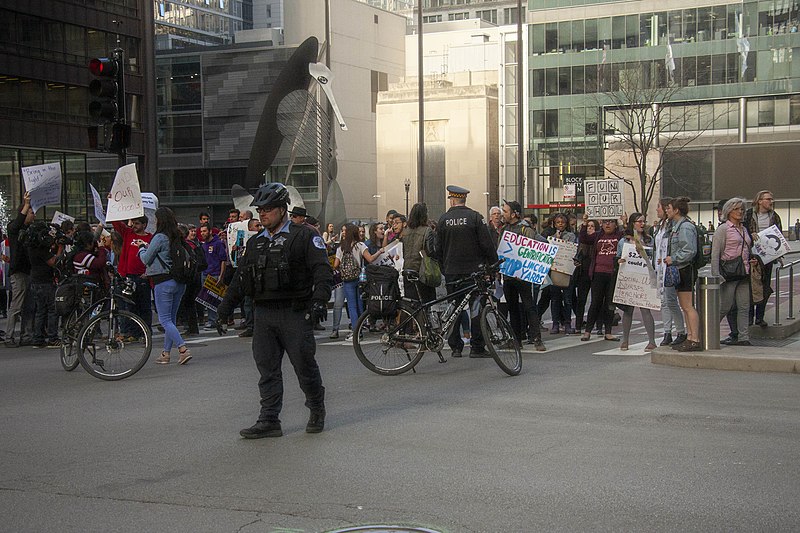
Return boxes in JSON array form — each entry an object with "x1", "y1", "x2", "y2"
[{"x1": 112, "y1": 216, "x2": 153, "y2": 340}]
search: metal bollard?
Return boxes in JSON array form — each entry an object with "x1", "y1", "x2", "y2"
[{"x1": 697, "y1": 275, "x2": 721, "y2": 351}]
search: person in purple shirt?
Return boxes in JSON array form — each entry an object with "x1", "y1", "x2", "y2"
[{"x1": 199, "y1": 224, "x2": 228, "y2": 328}]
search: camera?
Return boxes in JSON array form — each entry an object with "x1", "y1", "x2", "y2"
[{"x1": 47, "y1": 223, "x2": 73, "y2": 247}]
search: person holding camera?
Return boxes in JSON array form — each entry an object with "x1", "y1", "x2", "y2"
[
  {"x1": 217, "y1": 183, "x2": 333, "y2": 439},
  {"x1": 27, "y1": 222, "x2": 65, "y2": 347}
]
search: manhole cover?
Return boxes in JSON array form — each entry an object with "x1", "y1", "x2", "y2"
[{"x1": 328, "y1": 527, "x2": 442, "y2": 533}]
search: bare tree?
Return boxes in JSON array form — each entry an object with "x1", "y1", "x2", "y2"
[{"x1": 598, "y1": 65, "x2": 711, "y2": 216}]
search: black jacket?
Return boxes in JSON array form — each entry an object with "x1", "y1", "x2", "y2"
[
  {"x1": 434, "y1": 205, "x2": 498, "y2": 277},
  {"x1": 7, "y1": 211, "x2": 31, "y2": 276}
]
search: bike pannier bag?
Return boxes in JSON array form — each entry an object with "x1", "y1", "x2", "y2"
[{"x1": 366, "y1": 264, "x2": 400, "y2": 317}]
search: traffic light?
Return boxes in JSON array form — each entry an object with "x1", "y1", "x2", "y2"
[{"x1": 88, "y1": 57, "x2": 120, "y2": 123}]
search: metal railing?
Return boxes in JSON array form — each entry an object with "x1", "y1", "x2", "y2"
[{"x1": 773, "y1": 251, "x2": 800, "y2": 326}]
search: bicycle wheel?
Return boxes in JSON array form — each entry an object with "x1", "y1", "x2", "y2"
[
  {"x1": 352, "y1": 304, "x2": 425, "y2": 376},
  {"x1": 60, "y1": 310, "x2": 80, "y2": 371},
  {"x1": 77, "y1": 310, "x2": 152, "y2": 381},
  {"x1": 480, "y1": 305, "x2": 522, "y2": 376}
]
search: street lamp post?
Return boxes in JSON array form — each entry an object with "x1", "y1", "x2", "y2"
[{"x1": 404, "y1": 178, "x2": 411, "y2": 215}]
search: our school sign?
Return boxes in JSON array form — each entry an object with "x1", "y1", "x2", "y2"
[{"x1": 497, "y1": 231, "x2": 558, "y2": 285}]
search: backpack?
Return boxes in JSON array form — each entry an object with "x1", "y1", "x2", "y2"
[
  {"x1": 340, "y1": 248, "x2": 360, "y2": 282},
  {"x1": 157, "y1": 240, "x2": 199, "y2": 284},
  {"x1": 676, "y1": 219, "x2": 710, "y2": 271},
  {"x1": 365, "y1": 264, "x2": 400, "y2": 318}
]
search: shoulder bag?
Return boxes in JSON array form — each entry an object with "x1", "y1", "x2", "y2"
[{"x1": 720, "y1": 225, "x2": 747, "y2": 282}]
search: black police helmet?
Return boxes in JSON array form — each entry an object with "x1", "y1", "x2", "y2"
[{"x1": 251, "y1": 182, "x2": 290, "y2": 209}]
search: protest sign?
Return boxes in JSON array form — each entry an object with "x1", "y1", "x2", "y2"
[
  {"x1": 497, "y1": 231, "x2": 558, "y2": 285},
  {"x1": 548, "y1": 237, "x2": 577, "y2": 276},
  {"x1": 22, "y1": 162, "x2": 62, "y2": 213},
  {"x1": 51, "y1": 211, "x2": 75, "y2": 227},
  {"x1": 141, "y1": 192, "x2": 158, "y2": 233},
  {"x1": 89, "y1": 184, "x2": 106, "y2": 224},
  {"x1": 195, "y1": 275, "x2": 228, "y2": 312},
  {"x1": 584, "y1": 179, "x2": 624, "y2": 219},
  {"x1": 105, "y1": 164, "x2": 143, "y2": 222},
  {"x1": 613, "y1": 242, "x2": 660, "y2": 310},
  {"x1": 752, "y1": 225, "x2": 790, "y2": 265},
  {"x1": 226, "y1": 221, "x2": 257, "y2": 266}
]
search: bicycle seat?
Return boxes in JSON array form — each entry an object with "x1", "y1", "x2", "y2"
[{"x1": 403, "y1": 269, "x2": 420, "y2": 282}]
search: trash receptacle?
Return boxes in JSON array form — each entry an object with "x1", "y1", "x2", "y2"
[{"x1": 697, "y1": 275, "x2": 721, "y2": 351}]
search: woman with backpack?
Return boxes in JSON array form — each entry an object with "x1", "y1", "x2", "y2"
[
  {"x1": 664, "y1": 196, "x2": 701, "y2": 352},
  {"x1": 137, "y1": 207, "x2": 192, "y2": 365},
  {"x1": 334, "y1": 223, "x2": 386, "y2": 341}
]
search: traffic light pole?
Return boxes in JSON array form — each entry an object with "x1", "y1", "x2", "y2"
[{"x1": 114, "y1": 46, "x2": 126, "y2": 168}]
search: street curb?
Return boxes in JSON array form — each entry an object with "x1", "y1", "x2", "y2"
[{"x1": 651, "y1": 346, "x2": 800, "y2": 374}]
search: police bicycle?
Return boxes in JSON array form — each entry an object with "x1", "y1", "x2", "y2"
[
  {"x1": 352, "y1": 258, "x2": 522, "y2": 376},
  {"x1": 59, "y1": 263, "x2": 152, "y2": 380}
]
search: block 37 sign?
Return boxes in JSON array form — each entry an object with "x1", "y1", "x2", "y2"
[{"x1": 585, "y1": 179, "x2": 624, "y2": 219}]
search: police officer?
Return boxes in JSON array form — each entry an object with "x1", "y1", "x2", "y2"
[
  {"x1": 217, "y1": 183, "x2": 333, "y2": 438},
  {"x1": 434, "y1": 185, "x2": 498, "y2": 358}
]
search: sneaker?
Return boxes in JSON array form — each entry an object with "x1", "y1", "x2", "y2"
[
  {"x1": 345, "y1": 333, "x2": 354, "y2": 342},
  {"x1": 234, "y1": 322, "x2": 248, "y2": 330},
  {"x1": 203, "y1": 323, "x2": 215, "y2": 330},
  {"x1": 721, "y1": 336, "x2": 738, "y2": 345},
  {"x1": 329, "y1": 330, "x2": 339, "y2": 339},
  {"x1": 468, "y1": 348, "x2": 490, "y2": 358},
  {"x1": 240, "y1": 420, "x2": 282, "y2": 439},
  {"x1": 677, "y1": 340, "x2": 703, "y2": 352},
  {"x1": 563, "y1": 326, "x2": 576, "y2": 335},
  {"x1": 178, "y1": 348, "x2": 192, "y2": 365},
  {"x1": 238, "y1": 329, "x2": 253, "y2": 338},
  {"x1": 306, "y1": 409, "x2": 326, "y2": 433},
  {"x1": 155, "y1": 352, "x2": 170, "y2": 364},
  {"x1": 533, "y1": 339, "x2": 546, "y2": 352}
]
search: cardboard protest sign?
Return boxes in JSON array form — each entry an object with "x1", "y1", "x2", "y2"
[
  {"x1": 548, "y1": 237, "x2": 577, "y2": 276},
  {"x1": 613, "y1": 242, "x2": 660, "y2": 311},
  {"x1": 141, "y1": 192, "x2": 158, "y2": 234},
  {"x1": 195, "y1": 275, "x2": 228, "y2": 312},
  {"x1": 22, "y1": 162, "x2": 62, "y2": 213},
  {"x1": 105, "y1": 164, "x2": 143, "y2": 222},
  {"x1": 585, "y1": 179, "x2": 624, "y2": 219},
  {"x1": 51, "y1": 211, "x2": 75, "y2": 227},
  {"x1": 497, "y1": 231, "x2": 558, "y2": 285},
  {"x1": 752, "y1": 225, "x2": 790, "y2": 265},
  {"x1": 226, "y1": 221, "x2": 257, "y2": 266},
  {"x1": 89, "y1": 184, "x2": 106, "y2": 224}
]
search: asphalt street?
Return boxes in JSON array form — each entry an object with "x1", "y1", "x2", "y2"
[{"x1": 1, "y1": 322, "x2": 799, "y2": 533}]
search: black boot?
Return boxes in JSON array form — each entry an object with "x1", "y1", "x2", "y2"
[
  {"x1": 660, "y1": 332, "x2": 673, "y2": 346},
  {"x1": 306, "y1": 409, "x2": 326, "y2": 433},
  {"x1": 240, "y1": 420, "x2": 282, "y2": 439}
]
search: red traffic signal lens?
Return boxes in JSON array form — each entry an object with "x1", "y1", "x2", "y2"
[{"x1": 89, "y1": 57, "x2": 118, "y2": 77}]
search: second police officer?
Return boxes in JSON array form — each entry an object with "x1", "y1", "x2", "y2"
[
  {"x1": 434, "y1": 185, "x2": 498, "y2": 358},
  {"x1": 217, "y1": 183, "x2": 333, "y2": 439}
]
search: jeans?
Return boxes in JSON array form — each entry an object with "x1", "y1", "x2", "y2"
[
  {"x1": 342, "y1": 280, "x2": 364, "y2": 330},
  {"x1": 31, "y1": 282, "x2": 58, "y2": 343},
  {"x1": 122, "y1": 275, "x2": 152, "y2": 336},
  {"x1": 721, "y1": 279, "x2": 751, "y2": 342},
  {"x1": 585, "y1": 272, "x2": 615, "y2": 334},
  {"x1": 331, "y1": 285, "x2": 345, "y2": 331},
  {"x1": 549, "y1": 285, "x2": 573, "y2": 327},
  {"x1": 154, "y1": 279, "x2": 187, "y2": 352},
  {"x1": 661, "y1": 285, "x2": 685, "y2": 335}
]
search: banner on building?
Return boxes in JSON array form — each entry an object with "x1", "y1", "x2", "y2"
[{"x1": 497, "y1": 231, "x2": 558, "y2": 285}]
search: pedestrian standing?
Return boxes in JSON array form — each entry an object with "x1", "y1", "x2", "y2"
[
  {"x1": 199, "y1": 224, "x2": 228, "y2": 329},
  {"x1": 217, "y1": 182, "x2": 333, "y2": 438},
  {"x1": 744, "y1": 190, "x2": 782, "y2": 328},
  {"x1": 665, "y1": 196, "x2": 702, "y2": 352},
  {"x1": 580, "y1": 214, "x2": 623, "y2": 341},
  {"x1": 111, "y1": 215, "x2": 153, "y2": 341},
  {"x1": 654, "y1": 197, "x2": 686, "y2": 347},
  {"x1": 616, "y1": 213, "x2": 657, "y2": 351},
  {"x1": 5, "y1": 192, "x2": 35, "y2": 346}
]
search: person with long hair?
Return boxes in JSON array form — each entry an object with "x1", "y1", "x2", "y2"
[
  {"x1": 572, "y1": 218, "x2": 598, "y2": 333},
  {"x1": 616, "y1": 213, "x2": 657, "y2": 351},
  {"x1": 712, "y1": 198, "x2": 755, "y2": 346},
  {"x1": 654, "y1": 197, "x2": 686, "y2": 346},
  {"x1": 580, "y1": 214, "x2": 623, "y2": 341},
  {"x1": 401, "y1": 203, "x2": 436, "y2": 303},
  {"x1": 540, "y1": 212, "x2": 577, "y2": 334},
  {"x1": 333, "y1": 223, "x2": 385, "y2": 341},
  {"x1": 744, "y1": 190, "x2": 782, "y2": 327},
  {"x1": 665, "y1": 196, "x2": 701, "y2": 352},
  {"x1": 138, "y1": 207, "x2": 192, "y2": 365}
]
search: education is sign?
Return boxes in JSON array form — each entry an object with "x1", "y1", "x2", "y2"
[{"x1": 497, "y1": 231, "x2": 558, "y2": 285}]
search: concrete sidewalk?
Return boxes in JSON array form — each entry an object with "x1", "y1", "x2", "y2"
[{"x1": 651, "y1": 341, "x2": 800, "y2": 374}]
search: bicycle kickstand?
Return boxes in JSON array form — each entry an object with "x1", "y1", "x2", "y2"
[{"x1": 437, "y1": 351, "x2": 447, "y2": 363}]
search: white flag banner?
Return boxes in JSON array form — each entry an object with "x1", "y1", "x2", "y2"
[
  {"x1": 752, "y1": 224, "x2": 790, "y2": 265},
  {"x1": 105, "y1": 164, "x2": 144, "y2": 222},
  {"x1": 89, "y1": 183, "x2": 106, "y2": 224},
  {"x1": 21, "y1": 162, "x2": 62, "y2": 213},
  {"x1": 51, "y1": 211, "x2": 75, "y2": 227}
]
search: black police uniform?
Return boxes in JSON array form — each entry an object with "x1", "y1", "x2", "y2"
[
  {"x1": 434, "y1": 192, "x2": 497, "y2": 355},
  {"x1": 219, "y1": 218, "x2": 332, "y2": 426}
]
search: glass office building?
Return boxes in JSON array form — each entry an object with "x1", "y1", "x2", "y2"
[{"x1": 527, "y1": 0, "x2": 800, "y2": 213}]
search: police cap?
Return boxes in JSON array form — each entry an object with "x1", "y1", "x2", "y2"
[{"x1": 446, "y1": 185, "x2": 470, "y2": 199}]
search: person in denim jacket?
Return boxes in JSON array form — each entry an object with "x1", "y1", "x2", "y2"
[
  {"x1": 664, "y1": 196, "x2": 701, "y2": 352},
  {"x1": 138, "y1": 207, "x2": 192, "y2": 365}
]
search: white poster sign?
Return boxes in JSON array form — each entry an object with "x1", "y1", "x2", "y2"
[
  {"x1": 105, "y1": 164, "x2": 143, "y2": 222},
  {"x1": 51, "y1": 211, "x2": 75, "y2": 227},
  {"x1": 226, "y1": 221, "x2": 257, "y2": 266},
  {"x1": 548, "y1": 237, "x2": 578, "y2": 276},
  {"x1": 89, "y1": 183, "x2": 106, "y2": 224},
  {"x1": 752, "y1": 225, "x2": 790, "y2": 265},
  {"x1": 613, "y1": 243, "x2": 661, "y2": 310},
  {"x1": 497, "y1": 231, "x2": 558, "y2": 285},
  {"x1": 585, "y1": 179, "x2": 624, "y2": 219},
  {"x1": 21, "y1": 162, "x2": 62, "y2": 213},
  {"x1": 141, "y1": 192, "x2": 159, "y2": 234},
  {"x1": 563, "y1": 184, "x2": 576, "y2": 200}
]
